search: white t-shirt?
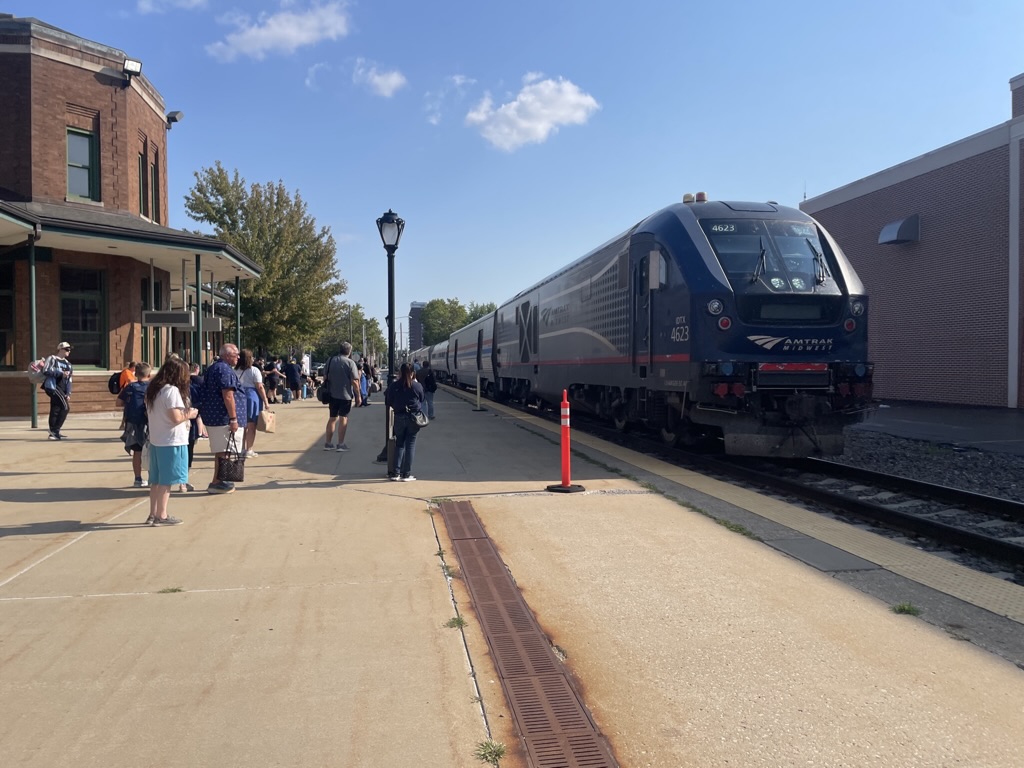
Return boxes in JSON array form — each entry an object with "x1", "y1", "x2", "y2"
[
  {"x1": 147, "y1": 384, "x2": 189, "y2": 447},
  {"x1": 239, "y1": 366, "x2": 263, "y2": 389}
]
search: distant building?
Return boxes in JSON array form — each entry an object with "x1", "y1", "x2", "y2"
[
  {"x1": 801, "y1": 72, "x2": 1024, "y2": 409},
  {"x1": 409, "y1": 301, "x2": 426, "y2": 352},
  {"x1": 0, "y1": 14, "x2": 260, "y2": 418}
]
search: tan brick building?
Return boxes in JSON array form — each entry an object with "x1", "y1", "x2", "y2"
[
  {"x1": 0, "y1": 14, "x2": 260, "y2": 420},
  {"x1": 801, "y1": 72, "x2": 1024, "y2": 408}
]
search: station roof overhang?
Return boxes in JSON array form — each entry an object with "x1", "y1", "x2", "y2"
[{"x1": 0, "y1": 200, "x2": 261, "y2": 283}]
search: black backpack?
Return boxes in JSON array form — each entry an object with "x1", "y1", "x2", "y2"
[{"x1": 107, "y1": 371, "x2": 121, "y2": 395}]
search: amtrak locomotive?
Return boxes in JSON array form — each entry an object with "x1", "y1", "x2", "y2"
[{"x1": 413, "y1": 195, "x2": 873, "y2": 456}]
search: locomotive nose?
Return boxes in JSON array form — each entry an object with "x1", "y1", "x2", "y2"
[{"x1": 784, "y1": 392, "x2": 829, "y2": 423}]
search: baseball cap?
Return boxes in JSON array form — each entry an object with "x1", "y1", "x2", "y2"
[{"x1": 57, "y1": 341, "x2": 72, "y2": 350}]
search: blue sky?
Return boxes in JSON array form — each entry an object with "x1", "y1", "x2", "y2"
[{"x1": 9, "y1": 0, "x2": 1024, "y2": 336}]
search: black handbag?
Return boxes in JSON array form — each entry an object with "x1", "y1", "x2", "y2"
[
  {"x1": 318, "y1": 356, "x2": 335, "y2": 404},
  {"x1": 411, "y1": 409, "x2": 429, "y2": 428},
  {"x1": 216, "y1": 432, "x2": 246, "y2": 483}
]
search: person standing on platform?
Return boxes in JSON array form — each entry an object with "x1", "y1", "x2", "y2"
[
  {"x1": 119, "y1": 362, "x2": 152, "y2": 487},
  {"x1": 42, "y1": 342, "x2": 74, "y2": 440},
  {"x1": 198, "y1": 344, "x2": 244, "y2": 494},
  {"x1": 236, "y1": 348, "x2": 270, "y2": 458},
  {"x1": 283, "y1": 357, "x2": 302, "y2": 403},
  {"x1": 416, "y1": 360, "x2": 437, "y2": 420},
  {"x1": 323, "y1": 342, "x2": 361, "y2": 451},
  {"x1": 143, "y1": 356, "x2": 196, "y2": 526},
  {"x1": 385, "y1": 362, "x2": 425, "y2": 482}
]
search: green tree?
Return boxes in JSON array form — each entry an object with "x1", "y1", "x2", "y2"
[
  {"x1": 466, "y1": 301, "x2": 497, "y2": 323},
  {"x1": 312, "y1": 302, "x2": 386, "y2": 365},
  {"x1": 184, "y1": 162, "x2": 347, "y2": 354},
  {"x1": 421, "y1": 298, "x2": 469, "y2": 345}
]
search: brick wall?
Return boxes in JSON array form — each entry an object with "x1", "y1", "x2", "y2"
[
  {"x1": 809, "y1": 147, "x2": 1010, "y2": 406},
  {"x1": 3, "y1": 253, "x2": 171, "y2": 417},
  {"x1": 29, "y1": 55, "x2": 167, "y2": 211},
  {"x1": 1014, "y1": 84, "x2": 1024, "y2": 120}
]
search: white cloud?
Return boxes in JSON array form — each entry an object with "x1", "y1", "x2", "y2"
[
  {"x1": 425, "y1": 74, "x2": 476, "y2": 125},
  {"x1": 206, "y1": 2, "x2": 349, "y2": 62},
  {"x1": 353, "y1": 58, "x2": 407, "y2": 98},
  {"x1": 137, "y1": 0, "x2": 206, "y2": 12},
  {"x1": 465, "y1": 74, "x2": 599, "y2": 151},
  {"x1": 305, "y1": 61, "x2": 329, "y2": 90}
]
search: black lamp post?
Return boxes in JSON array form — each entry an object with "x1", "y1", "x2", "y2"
[{"x1": 375, "y1": 209, "x2": 405, "y2": 469}]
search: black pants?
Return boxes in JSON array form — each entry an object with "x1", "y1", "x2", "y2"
[{"x1": 48, "y1": 391, "x2": 69, "y2": 435}]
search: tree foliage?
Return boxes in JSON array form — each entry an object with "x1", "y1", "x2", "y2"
[
  {"x1": 419, "y1": 299, "x2": 500, "y2": 346},
  {"x1": 421, "y1": 299, "x2": 468, "y2": 346},
  {"x1": 184, "y1": 162, "x2": 347, "y2": 354},
  {"x1": 311, "y1": 302, "x2": 386, "y2": 365},
  {"x1": 467, "y1": 301, "x2": 497, "y2": 323}
]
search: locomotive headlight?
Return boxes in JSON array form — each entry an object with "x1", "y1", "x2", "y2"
[
  {"x1": 707, "y1": 299, "x2": 724, "y2": 315},
  {"x1": 855, "y1": 364, "x2": 866, "y2": 377},
  {"x1": 721, "y1": 362, "x2": 735, "y2": 376},
  {"x1": 850, "y1": 300, "x2": 865, "y2": 317}
]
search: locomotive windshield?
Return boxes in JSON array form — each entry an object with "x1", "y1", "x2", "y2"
[
  {"x1": 699, "y1": 218, "x2": 845, "y2": 323},
  {"x1": 700, "y1": 219, "x2": 836, "y2": 289}
]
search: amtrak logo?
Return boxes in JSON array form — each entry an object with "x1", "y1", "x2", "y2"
[{"x1": 748, "y1": 335, "x2": 834, "y2": 352}]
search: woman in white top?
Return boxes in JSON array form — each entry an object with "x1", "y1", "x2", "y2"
[
  {"x1": 236, "y1": 348, "x2": 270, "y2": 457},
  {"x1": 143, "y1": 356, "x2": 197, "y2": 526}
]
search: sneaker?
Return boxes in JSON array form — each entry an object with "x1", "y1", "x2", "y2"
[
  {"x1": 207, "y1": 481, "x2": 236, "y2": 494},
  {"x1": 56, "y1": 433, "x2": 67, "y2": 440},
  {"x1": 183, "y1": 483, "x2": 195, "y2": 493},
  {"x1": 245, "y1": 450, "x2": 259, "y2": 458},
  {"x1": 336, "y1": 443, "x2": 349, "y2": 452},
  {"x1": 145, "y1": 514, "x2": 156, "y2": 526},
  {"x1": 401, "y1": 475, "x2": 416, "y2": 482},
  {"x1": 388, "y1": 475, "x2": 400, "y2": 481},
  {"x1": 47, "y1": 433, "x2": 59, "y2": 440},
  {"x1": 324, "y1": 443, "x2": 335, "y2": 451},
  {"x1": 153, "y1": 516, "x2": 183, "y2": 526},
  {"x1": 134, "y1": 478, "x2": 148, "y2": 488}
]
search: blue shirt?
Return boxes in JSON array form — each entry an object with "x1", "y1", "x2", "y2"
[{"x1": 199, "y1": 361, "x2": 246, "y2": 428}]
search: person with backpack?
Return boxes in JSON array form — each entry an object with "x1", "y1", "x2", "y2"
[
  {"x1": 42, "y1": 342, "x2": 73, "y2": 440},
  {"x1": 119, "y1": 363, "x2": 152, "y2": 487},
  {"x1": 112, "y1": 361, "x2": 137, "y2": 430}
]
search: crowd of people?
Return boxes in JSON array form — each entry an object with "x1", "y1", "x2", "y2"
[{"x1": 34, "y1": 339, "x2": 434, "y2": 526}]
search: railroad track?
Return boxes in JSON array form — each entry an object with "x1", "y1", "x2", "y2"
[
  {"x1": 717, "y1": 456, "x2": 1024, "y2": 568},
  {"x1": 445, "y1": 385, "x2": 1024, "y2": 570}
]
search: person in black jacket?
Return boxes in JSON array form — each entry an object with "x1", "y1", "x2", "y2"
[
  {"x1": 415, "y1": 360, "x2": 438, "y2": 420},
  {"x1": 43, "y1": 342, "x2": 74, "y2": 440},
  {"x1": 384, "y1": 362, "x2": 425, "y2": 482}
]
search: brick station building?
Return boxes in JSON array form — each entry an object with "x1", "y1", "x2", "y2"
[
  {"x1": 0, "y1": 14, "x2": 260, "y2": 420},
  {"x1": 801, "y1": 72, "x2": 1024, "y2": 409}
]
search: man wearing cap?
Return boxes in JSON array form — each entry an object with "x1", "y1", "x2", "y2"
[{"x1": 44, "y1": 342, "x2": 74, "y2": 440}]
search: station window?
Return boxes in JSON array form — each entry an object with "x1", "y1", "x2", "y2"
[
  {"x1": 60, "y1": 267, "x2": 106, "y2": 366},
  {"x1": 138, "y1": 153, "x2": 149, "y2": 217},
  {"x1": 67, "y1": 129, "x2": 99, "y2": 201},
  {"x1": 150, "y1": 155, "x2": 160, "y2": 223}
]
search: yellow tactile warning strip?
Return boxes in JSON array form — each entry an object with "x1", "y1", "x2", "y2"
[{"x1": 463, "y1": 394, "x2": 1024, "y2": 624}]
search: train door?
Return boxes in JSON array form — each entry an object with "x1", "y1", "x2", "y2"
[{"x1": 631, "y1": 245, "x2": 656, "y2": 378}]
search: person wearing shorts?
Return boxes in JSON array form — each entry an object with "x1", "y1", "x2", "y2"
[
  {"x1": 323, "y1": 341, "x2": 361, "y2": 451},
  {"x1": 198, "y1": 344, "x2": 245, "y2": 494},
  {"x1": 143, "y1": 357, "x2": 197, "y2": 526}
]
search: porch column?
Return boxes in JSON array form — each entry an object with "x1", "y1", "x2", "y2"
[
  {"x1": 195, "y1": 256, "x2": 202, "y2": 366},
  {"x1": 29, "y1": 234, "x2": 38, "y2": 429},
  {"x1": 235, "y1": 275, "x2": 241, "y2": 349}
]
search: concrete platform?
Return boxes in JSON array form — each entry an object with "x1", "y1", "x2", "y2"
[{"x1": 1, "y1": 391, "x2": 1023, "y2": 767}]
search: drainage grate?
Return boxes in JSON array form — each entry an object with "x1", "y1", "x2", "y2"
[
  {"x1": 442, "y1": 499, "x2": 488, "y2": 540},
  {"x1": 439, "y1": 501, "x2": 617, "y2": 768}
]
